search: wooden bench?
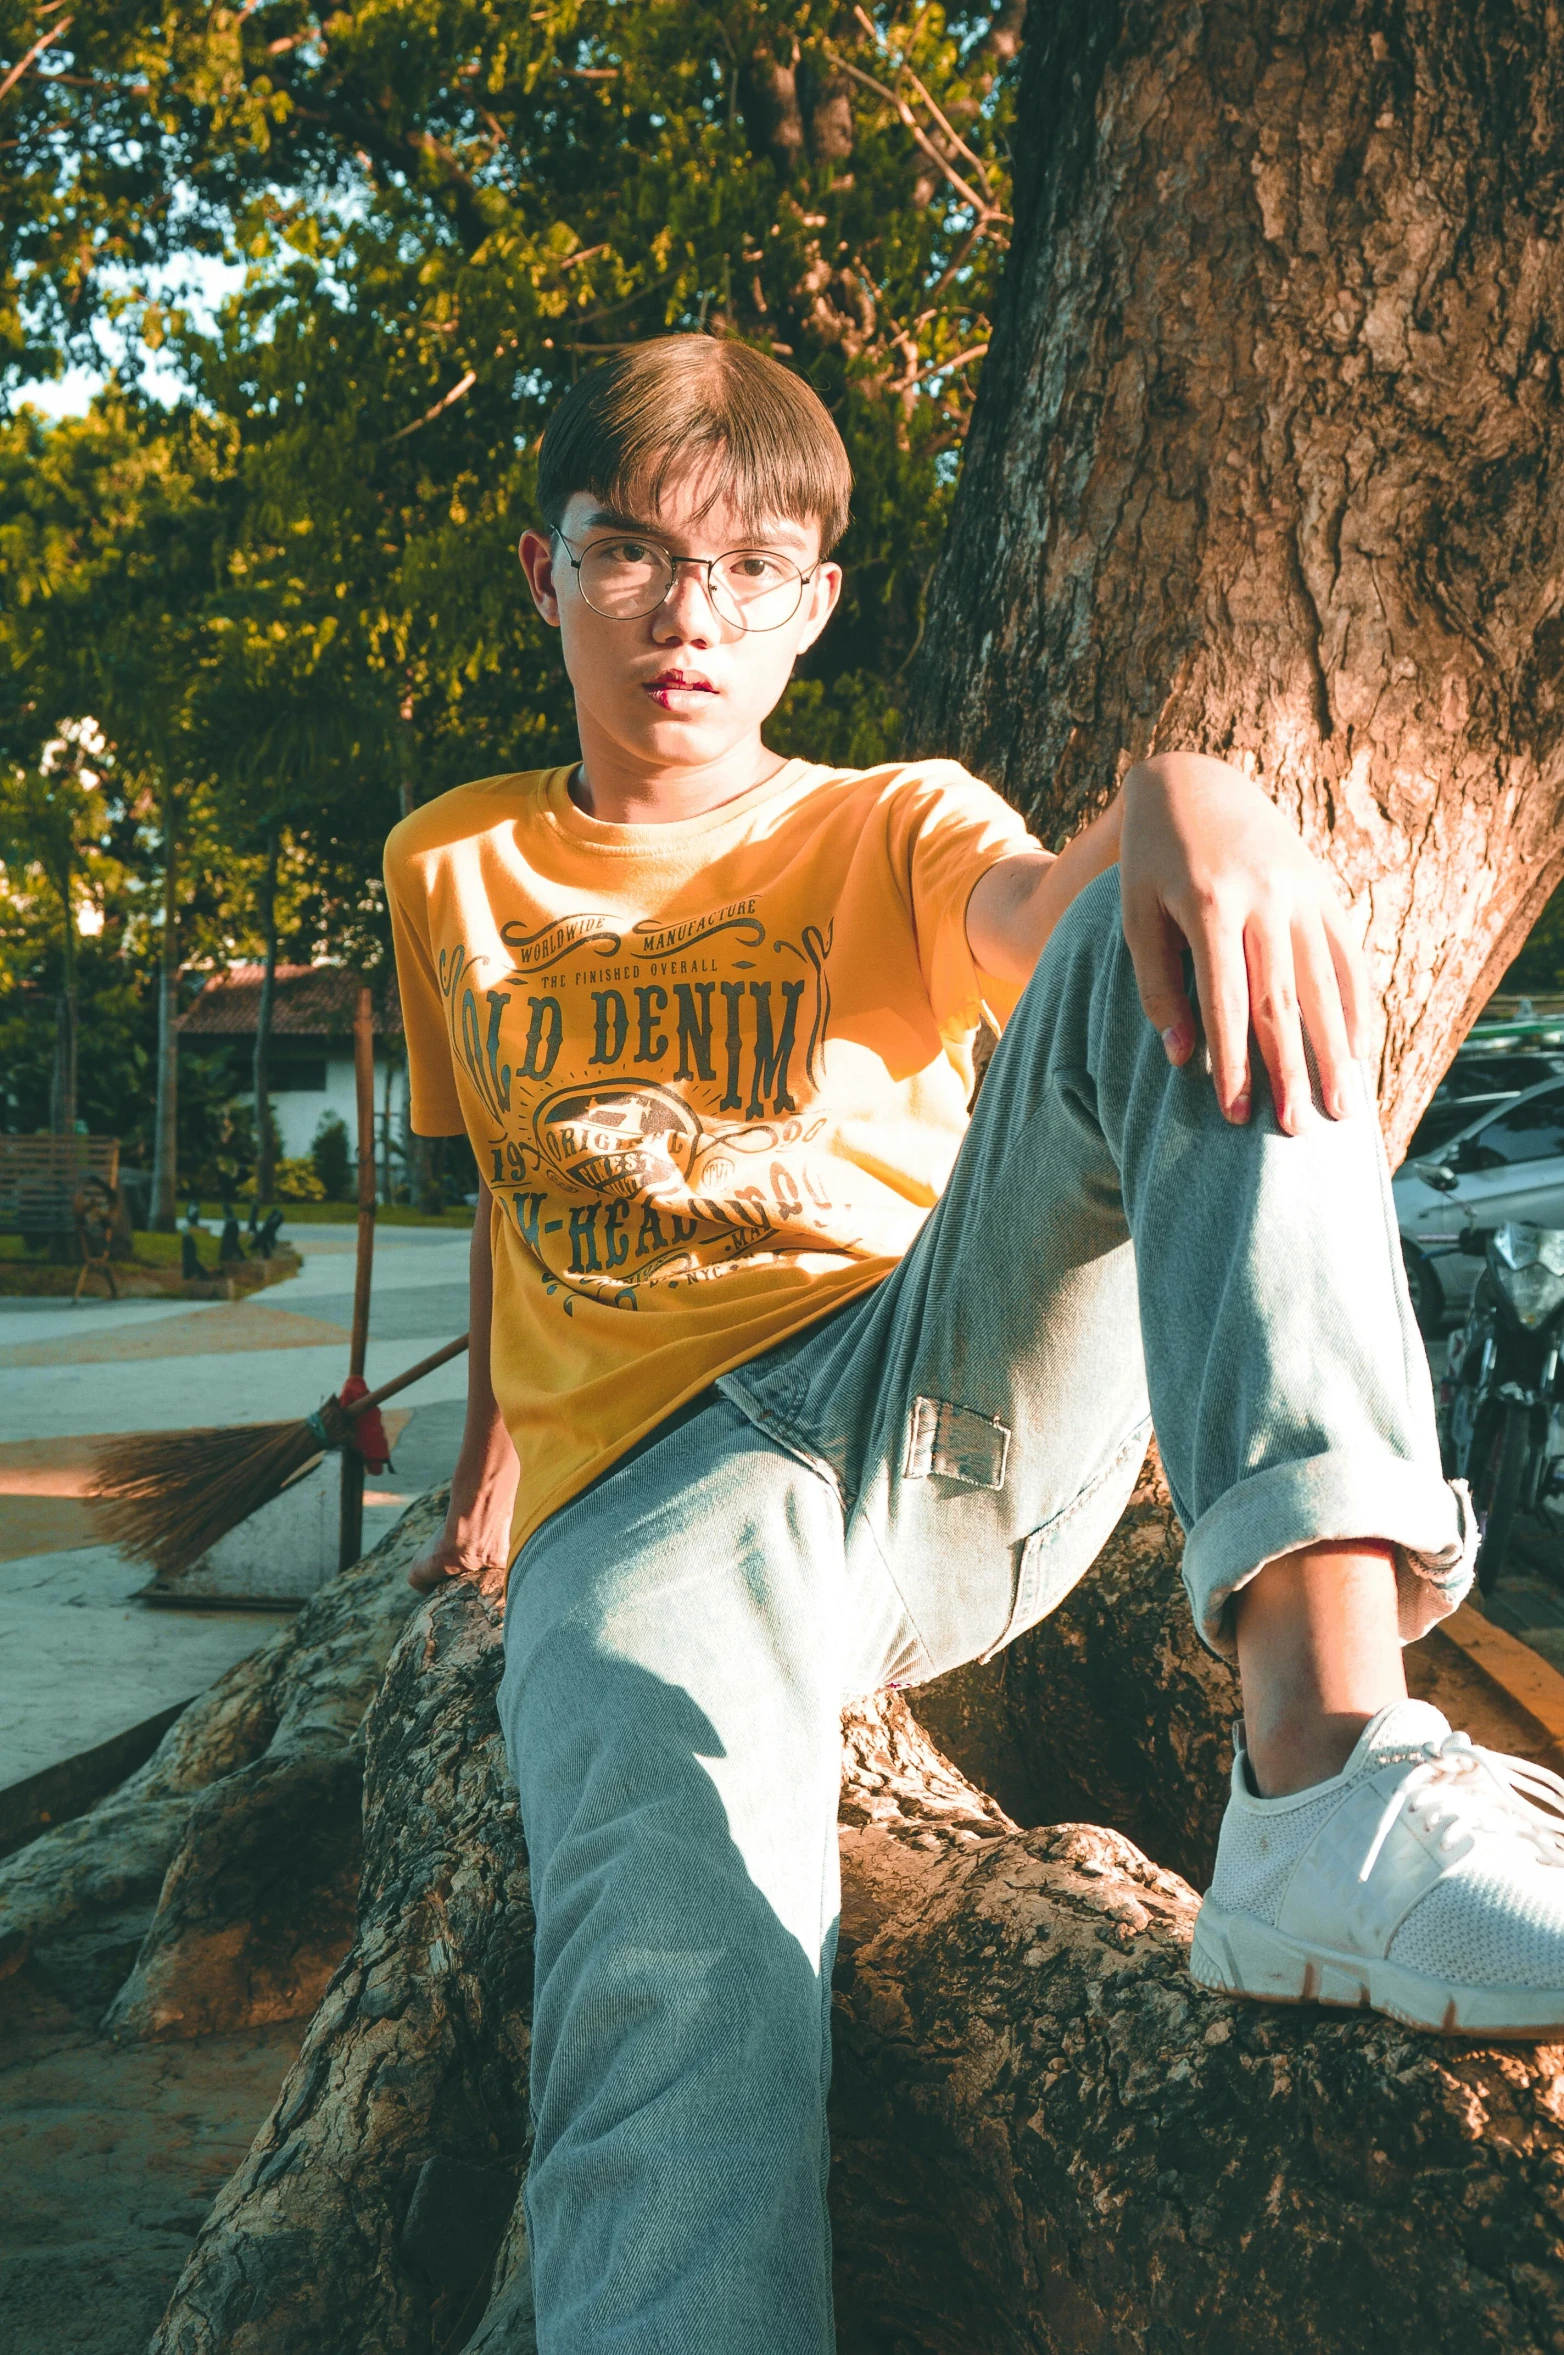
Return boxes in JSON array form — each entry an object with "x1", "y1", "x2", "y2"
[{"x1": 0, "y1": 1136, "x2": 121, "y2": 1238}]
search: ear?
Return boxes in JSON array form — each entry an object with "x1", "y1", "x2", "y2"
[
  {"x1": 793, "y1": 559, "x2": 843, "y2": 657},
  {"x1": 519, "y1": 528, "x2": 562, "y2": 627}
]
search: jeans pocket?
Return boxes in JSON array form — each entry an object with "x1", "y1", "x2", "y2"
[{"x1": 980, "y1": 1419, "x2": 1152, "y2": 1662}]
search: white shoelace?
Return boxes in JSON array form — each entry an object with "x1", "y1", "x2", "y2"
[{"x1": 1358, "y1": 1732, "x2": 1564, "y2": 1884}]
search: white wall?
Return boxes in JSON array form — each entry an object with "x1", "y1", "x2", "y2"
[{"x1": 273, "y1": 1048, "x2": 408, "y2": 1170}]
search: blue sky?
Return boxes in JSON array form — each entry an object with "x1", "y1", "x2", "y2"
[{"x1": 14, "y1": 249, "x2": 249, "y2": 420}]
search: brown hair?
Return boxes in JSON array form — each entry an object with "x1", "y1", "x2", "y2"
[{"x1": 536, "y1": 336, "x2": 853, "y2": 553}]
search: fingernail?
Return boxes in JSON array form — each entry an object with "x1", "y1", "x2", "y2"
[
  {"x1": 1231, "y1": 1093, "x2": 1250, "y2": 1122},
  {"x1": 1162, "y1": 1023, "x2": 1191, "y2": 1064}
]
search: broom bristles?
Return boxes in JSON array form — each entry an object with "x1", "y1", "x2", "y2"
[{"x1": 90, "y1": 1414, "x2": 330, "y2": 1583}]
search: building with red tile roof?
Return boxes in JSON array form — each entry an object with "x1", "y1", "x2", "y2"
[{"x1": 176, "y1": 965, "x2": 407, "y2": 1166}]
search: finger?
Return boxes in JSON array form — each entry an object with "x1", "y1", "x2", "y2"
[
  {"x1": 1293, "y1": 913, "x2": 1355, "y2": 1120},
  {"x1": 1322, "y1": 901, "x2": 1372, "y2": 1060},
  {"x1": 1185, "y1": 905, "x2": 1253, "y2": 1119},
  {"x1": 1123, "y1": 887, "x2": 1197, "y2": 1064},
  {"x1": 1245, "y1": 921, "x2": 1313, "y2": 1135},
  {"x1": 407, "y1": 1554, "x2": 453, "y2": 1593}
]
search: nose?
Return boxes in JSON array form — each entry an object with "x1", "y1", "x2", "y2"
[{"x1": 651, "y1": 559, "x2": 724, "y2": 642}]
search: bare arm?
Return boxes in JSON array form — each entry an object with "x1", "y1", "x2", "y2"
[
  {"x1": 407, "y1": 1176, "x2": 520, "y2": 1594},
  {"x1": 963, "y1": 797, "x2": 1122, "y2": 982},
  {"x1": 965, "y1": 752, "x2": 1370, "y2": 1137}
]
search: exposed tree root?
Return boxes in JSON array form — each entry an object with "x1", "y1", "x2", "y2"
[
  {"x1": 142, "y1": 1535, "x2": 1564, "y2": 2355},
  {"x1": 0, "y1": 1489, "x2": 437, "y2": 2020}
]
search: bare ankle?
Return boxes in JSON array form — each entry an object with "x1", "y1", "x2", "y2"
[
  {"x1": 1243, "y1": 1706, "x2": 1377, "y2": 1798},
  {"x1": 1234, "y1": 1540, "x2": 1406, "y2": 1798}
]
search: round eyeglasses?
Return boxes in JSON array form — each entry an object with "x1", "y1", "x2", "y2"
[{"x1": 553, "y1": 528, "x2": 820, "y2": 633}]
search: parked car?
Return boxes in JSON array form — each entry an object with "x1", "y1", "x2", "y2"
[
  {"x1": 1395, "y1": 1074, "x2": 1564, "y2": 1333},
  {"x1": 1405, "y1": 1051, "x2": 1564, "y2": 1159}
]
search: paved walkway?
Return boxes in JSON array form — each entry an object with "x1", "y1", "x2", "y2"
[
  {"x1": 0, "y1": 1225, "x2": 471, "y2": 1806},
  {"x1": 9, "y1": 1235, "x2": 1564, "y2": 1832}
]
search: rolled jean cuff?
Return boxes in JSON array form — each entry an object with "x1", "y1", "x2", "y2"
[{"x1": 1182, "y1": 1452, "x2": 1478, "y2": 1661}]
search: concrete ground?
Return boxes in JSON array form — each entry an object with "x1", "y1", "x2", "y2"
[
  {"x1": 0, "y1": 1222, "x2": 472, "y2": 1813},
  {"x1": 0, "y1": 1221, "x2": 472, "y2": 2355},
  {"x1": 0, "y1": 1972, "x2": 306, "y2": 2355}
]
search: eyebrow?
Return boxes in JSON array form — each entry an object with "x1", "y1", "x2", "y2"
[{"x1": 578, "y1": 505, "x2": 815, "y2": 554}]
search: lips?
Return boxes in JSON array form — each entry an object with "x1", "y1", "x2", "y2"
[{"x1": 643, "y1": 671, "x2": 717, "y2": 709}]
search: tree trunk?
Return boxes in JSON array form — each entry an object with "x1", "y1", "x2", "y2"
[
  {"x1": 139, "y1": 1558, "x2": 1564, "y2": 2355},
  {"x1": 380, "y1": 1035, "x2": 397, "y2": 1205},
  {"x1": 909, "y1": 0, "x2": 1564, "y2": 1160},
  {"x1": 396, "y1": 684, "x2": 417, "y2": 824},
  {"x1": 52, "y1": 859, "x2": 78, "y2": 1139},
  {"x1": 150, "y1": 800, "x2": 181, "y2": 1231},
  {"x1": 43, "y1": 10, "x2": 1564, "y2": 2343},
  {"x1": 2, "y1": 1469, "x2": 1553, "y2": 2347},
  {"x1": 829, "y1": 1813, "x2": 1564, "y2": 2355},
  {"x1": 253, "y1": 823, "x2": 280, "y2": 1203}
]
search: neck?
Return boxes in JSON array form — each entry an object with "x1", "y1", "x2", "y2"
[{"x1": 570, "y1": 719, "x2": 787, "y2": 825}]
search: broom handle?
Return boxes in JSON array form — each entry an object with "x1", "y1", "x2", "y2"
[
  {"x1": 349, "y1": 986, "x2": 377, "y2": 1379},
  {"x1": 341, "y1": 986, "x2": 378, "y2": 1570},
  {"x1": 343, "y1": 1331, "x2": 470, "y2": 1420}
]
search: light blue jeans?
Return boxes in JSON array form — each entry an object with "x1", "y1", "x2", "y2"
[{"x1": 497, "y1": 868, "x2": 1473, "y2": 2355}]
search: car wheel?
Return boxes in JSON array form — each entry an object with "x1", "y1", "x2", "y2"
[{"x1": 1401, "y1": 1239, "x2": 1444, "y2": 1338}]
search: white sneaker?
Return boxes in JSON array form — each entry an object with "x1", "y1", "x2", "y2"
[{"x1": 1190, "y1": 1699, "x2": 1564, "y2": 2037}]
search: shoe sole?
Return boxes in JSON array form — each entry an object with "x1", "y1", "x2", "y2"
[{"x1": 1190, "y1": 1900, "x2": 1564, "y2": 2039}]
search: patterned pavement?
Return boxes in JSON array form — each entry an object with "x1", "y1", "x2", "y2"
[{"x1": 0, "y1": 1225, "x2": 471, "y2": 1805}]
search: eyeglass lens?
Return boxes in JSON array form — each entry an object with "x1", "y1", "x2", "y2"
[{"x1": 576, "y1": 537, "x2": 805, "y2": 631}]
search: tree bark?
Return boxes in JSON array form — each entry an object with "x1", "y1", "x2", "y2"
[
  {"x1": 50, "y1": 10, "x2": 1564, "y2": 2340},
  {"x1": 141, "y1": 1560, "x2": 1564, "y2": 2355},
  {"x1": 0, "y1": 1469, "x2": 1546, "y2": 2347},
  {"x1": 0, "y1": 1489, "x2": 433, "y2": 2021},
  {"x1": 829, "y1": 1813, "x2": 1564, "y2": 2355},
  {"x1": 150, "y1": 798, "x2": 181, "y2": 1230},
  {"x1": 151, "y1": 1573, "x2": 532, "y2": 2355},
  {"x1": 909, "y1": 0, "x2": 1564, "y2": 1158},
  {"x1": 52, "y1": 854, "x2": 77, "y2": 1139},
  {"x1": 253, "y1": 822, "x2": 280, "y2": 1203}
]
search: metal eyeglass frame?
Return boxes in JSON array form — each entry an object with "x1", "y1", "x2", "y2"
[{"x1": 551, "y1": 526, "x2": 824, "y2": 633}]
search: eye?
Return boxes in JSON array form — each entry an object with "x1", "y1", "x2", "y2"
[
  {"x1": 601, "y1": 537, "x2": 658, "y2": 566},
  {"x1": 727, "y1": 552, "x2": 786, "y2": 582}
]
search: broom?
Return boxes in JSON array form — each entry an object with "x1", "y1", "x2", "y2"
[
  {"x1": 89, "y1": 1330, "x2": 470, "y2": 1584},
  {"x1": 339, "y1": 982, "x2": 380, "y2": 1574}
]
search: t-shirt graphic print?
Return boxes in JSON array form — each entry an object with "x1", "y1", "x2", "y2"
[
  {"x1": 459, "y1": 896, "x2": 841, "y2": 1309},
  {"x1": 386, "y1": 758, "x2": 1033, "y2": 1576}
]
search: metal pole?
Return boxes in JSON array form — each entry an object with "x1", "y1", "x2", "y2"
[{"x1": 339, "y1": 983, "x2": 377, "y2": 1570}]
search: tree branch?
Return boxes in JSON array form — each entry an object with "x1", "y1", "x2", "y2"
[
  {"x1": 385, "y1": 369, "x2": 476, "y2": 443},
  {"x1": 910, "y1": 339, "x2": 988, "y2": 387},
  {"x1": 0, "y1": 16, "x2": 72, "y2": 107},
  {"x1": 827, "y1": 51, "x2": 1007, "y2": 225},
  {"x1": 850, "y1": 4, "x2": 996, "y2": 197}
]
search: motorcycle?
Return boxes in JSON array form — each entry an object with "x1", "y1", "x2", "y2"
[{"x1": 1438, "y1": 1221, "x2": 1564, "y2": 1591}]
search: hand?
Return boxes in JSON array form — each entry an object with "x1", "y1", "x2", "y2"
[
  {"x1": 1119, "y1": 753, "x2": 1370, "y2": 1134},
  {"x1": 407, "y1": 1480, "x2": 516, "y2": 1599}
]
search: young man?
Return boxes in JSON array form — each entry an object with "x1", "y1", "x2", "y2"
[{"x1": 386, "y1": 336, "x2": 1564, "y2": 2354}]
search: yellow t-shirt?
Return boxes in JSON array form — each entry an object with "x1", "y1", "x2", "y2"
[{"x1": 385, "y1": 757, "x2": 1035, "y2": 1568}]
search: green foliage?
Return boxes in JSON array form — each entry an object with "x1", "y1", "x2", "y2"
[
  {"x1": 770, "y1": 669, "x2": 903, "y2": 770},
  {"x1": 0, "y1": 929, "x2": 151, "y2": 1137},
  {"x1": 0, "y1": 2, "x2": 1024, "y2": 1146},
  {"x1": 177, "y1": 1056, "x2": 284, "y2": 1200},
  {"x1": 246, "y1": 1153, "x2": 326, "y2": 1202},
  {"x1": 1503, "y1": 881, "x2": 1564, "y2": 996},
  {"x1": 310, "y1": 1110, "x2": 353, "y2": 1200}
]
